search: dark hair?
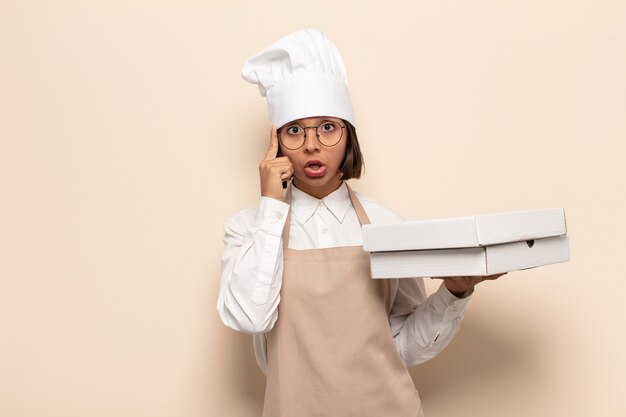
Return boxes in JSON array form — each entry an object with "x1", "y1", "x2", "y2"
[{"x1": 339, "y1": 121, "x2": 364, "y2": 180}]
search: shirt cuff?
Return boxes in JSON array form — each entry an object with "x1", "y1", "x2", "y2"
[
  {"x1": 431, "y1": 282, "x2": 472, "y2": 321},
  {"x1": 256, "y1": 197, "x2": 290, "y2": 235}
]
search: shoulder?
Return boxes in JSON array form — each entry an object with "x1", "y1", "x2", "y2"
[
  {"x1": 224, "y1": 204, "x2": 258, "y2": 234},
  {"x1": 352, "y1": 190, "x2": 406, "y2": 223}
]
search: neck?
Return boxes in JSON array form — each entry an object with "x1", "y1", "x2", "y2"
[{"x1": 293, "y1": 177, "x2": 343, "y2": 199}]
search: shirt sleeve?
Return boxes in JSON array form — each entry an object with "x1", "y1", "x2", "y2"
[
  {"x1": 390, "y1": 278, "x2": 473, "y2": 368},
  {"x1": 216, "y1": 197, "x2": 290, "y2": 334}
]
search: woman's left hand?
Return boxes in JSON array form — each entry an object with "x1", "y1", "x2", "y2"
[{"x1": 441, "y1": 273, "x2": 507, "y2": 298}]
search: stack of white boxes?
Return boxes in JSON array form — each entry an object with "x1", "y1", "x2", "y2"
[{"x1": 362, "y1": 208, "x2": 570, "y2": 278}]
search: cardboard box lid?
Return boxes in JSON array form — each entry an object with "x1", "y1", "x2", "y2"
[
  {"x1": 369, "y1": 235, "x2": 570, "y2": 278},
  {"x1": 363, "y1": 208, "x2": 567, "y2": 252}
]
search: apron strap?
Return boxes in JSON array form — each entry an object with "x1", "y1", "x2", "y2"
[
  {"x1": 347, "y1": 183, "x2": 391, "y2": 314},
  {"x1": 281, "y1": 183, "x2": 293, "y2": 252},
  {"x1": 346, "y1": 184, "x2": 371, "y2": 226}
]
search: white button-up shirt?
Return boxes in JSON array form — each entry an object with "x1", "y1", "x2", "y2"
[{"x1": 217, "y1": 182, "x2": 472, "y2": 373}]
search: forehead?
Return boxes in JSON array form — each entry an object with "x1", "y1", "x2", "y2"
[{"x1": 284, "y1": 116, "x2": 342, "y2": 126}]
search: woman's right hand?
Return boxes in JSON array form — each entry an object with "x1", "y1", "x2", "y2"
[{"x1": 259, "y1": 125, "x2": 294, "y2": 200}]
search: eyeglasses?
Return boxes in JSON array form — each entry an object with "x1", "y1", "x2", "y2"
[{"x1": 277, "y1": 120, "x2": 346, "y2": 150}]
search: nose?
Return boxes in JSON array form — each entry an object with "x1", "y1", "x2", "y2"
[{"x1": 302, "y1": 127, "x2": 320, "y2": 152}]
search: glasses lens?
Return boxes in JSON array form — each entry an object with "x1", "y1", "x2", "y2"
[
  {"x1": 316, "y1": 121, "x2": 343, "y2": 147},
  {"x1": 279, "y1": 124, "x2": 305, "y2": 150}
]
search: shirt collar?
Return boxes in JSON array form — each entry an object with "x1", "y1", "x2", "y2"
[{"x1": 290, "y1": 182, "x2": 352, "y2": 225}]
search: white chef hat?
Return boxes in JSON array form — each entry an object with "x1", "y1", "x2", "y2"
[{"x1": 242, "y1": 28, "x2": 355, "y2": 128}]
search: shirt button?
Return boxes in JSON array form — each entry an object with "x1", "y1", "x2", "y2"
[
  {"x1": 276, "y1": 213, "x2": 283, "y2": 220},
  {"x1": 322, "y1": 228, "x2": 328, "y2": 233}
]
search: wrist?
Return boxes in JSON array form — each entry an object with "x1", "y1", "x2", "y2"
[
  {"x1": 260, "y1": 187, "x2": 283, "y2": 201},
  {"x1": 444, "y1": 282, "x2": 471, "y2": 298},
  {"x1": 449, "y1": 289, "x2": 467, "y2": 298}
]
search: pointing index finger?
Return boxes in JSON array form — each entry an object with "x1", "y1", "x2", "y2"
[{"x1": 264, "y1": 125, "x2": 279, "y2": 160}]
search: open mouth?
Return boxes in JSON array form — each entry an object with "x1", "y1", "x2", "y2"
[{"x1": 304, "y1": 160, "x2": 327, "y2": 178}]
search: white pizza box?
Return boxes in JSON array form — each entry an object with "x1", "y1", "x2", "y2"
[
  {"x1": 362, "y1": 208, "x2": 567, "y2": 252},
  {"x1": 369, "y1": 235, "x2": 570, "y2": 278}
]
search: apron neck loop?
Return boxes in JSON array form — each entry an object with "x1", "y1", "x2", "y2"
[
  {"x1": 280, "y1": 181, "x2": 390, "y2": 314},
  {"x1": 280, "y1": 181, "x2": 371, "y2": 249}
]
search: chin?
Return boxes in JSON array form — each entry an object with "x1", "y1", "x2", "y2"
[
  {"x1": 294, "y1": 174, "x2": 341, "y2": 194},
  {"x1": 297, "y1": 175, "x2": 333, "y2": 187}
]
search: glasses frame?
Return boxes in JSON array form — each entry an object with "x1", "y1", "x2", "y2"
[{"x1": 277, "y1": 121, "x2": 346, "y2": 150}]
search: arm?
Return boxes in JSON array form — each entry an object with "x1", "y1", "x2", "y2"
[
  {"x1": 390, "y1": 274, "x2": 506, "y2": 367},
  {"x1": 217, "y1": 125, "x2": 294, "y2": 334},
  {"x1": 216, "y1": 197, "x2": 289, "y2": 334},
  {"x1": 390, "y1": 278, "x2": 473, "y2": 368}
]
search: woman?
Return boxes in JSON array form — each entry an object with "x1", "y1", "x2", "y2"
[{"x1": 217, "y1": 28, "x2": 503, "y2": 417}]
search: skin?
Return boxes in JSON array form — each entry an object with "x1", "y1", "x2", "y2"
[
  {"x1": 260, "y1": 116, "x2": 346, "y2": 200},
  {"x1": 259, "y1": 116, "x2": 506, "y2": 296}
]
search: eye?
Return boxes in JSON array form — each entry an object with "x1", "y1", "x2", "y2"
[
  {"x1": 285, "y1": 125, "x2": 302, "y2": 135},
  {"x1": 320, "y1": 122, "x2": 336, "y2": 132}
]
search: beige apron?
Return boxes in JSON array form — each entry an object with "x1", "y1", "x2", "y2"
[{"x1": 262, "y1": 184, "x2": 423, "y2": 417}]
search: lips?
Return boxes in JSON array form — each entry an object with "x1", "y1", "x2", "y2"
[{"x1": 303, "y1": 159, "x2": 327, "y2": 178}]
